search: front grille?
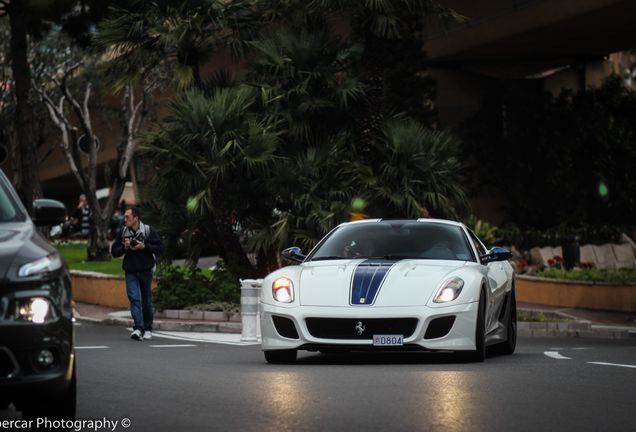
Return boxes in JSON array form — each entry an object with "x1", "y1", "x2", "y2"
[
  {"x1": 305, "y1": 318, "x2": 418, "y2": 340},
  {"x1": 0, "y1": 347, "x2": 19, "y2": 378},
  {"x1": 272, "y1": 315, "x2": 300, "y2": 339},
  {"x1": 424, "y1": 316, "x2": 456, "y2": 339}
]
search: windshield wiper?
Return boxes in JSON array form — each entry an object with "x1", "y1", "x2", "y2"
[
  {"x1": 363, "y1": 255, "x2": 425, "y2": 260},
  {"x1": 310, "y1": 256, "x2": 348, "y2": 261}
]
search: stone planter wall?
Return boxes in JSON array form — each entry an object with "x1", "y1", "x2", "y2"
[
  {"x1": 516, "y1": 275, "x2": 636, "y2": 312},
  {"x1": 71, "y1": 270, "x2": 156, "y2": 308}
]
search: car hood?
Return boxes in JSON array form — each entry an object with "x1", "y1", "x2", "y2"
[
  {"x1": 0, "y1": 222, "x2": 56, "y2": 283},
  {"x1": 298, "y1": 259, "x2": 468, "y2": 307}
]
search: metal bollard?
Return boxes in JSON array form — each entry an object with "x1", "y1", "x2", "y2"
[{"x1": 240, "y1": 278, "x2": 262, "y2": 342}]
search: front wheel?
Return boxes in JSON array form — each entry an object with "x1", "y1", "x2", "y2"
[
  {"x1": 461, "y1": 290, "x2": 486, "y2": 363},
  {"x1": 0, "y1": 397, "x2": 10, "y2": 410},
  {"x1": 495, "y1": 289, "x2": 517, "y2": 355},
  {"x1": 264, "y1": 349, "x2": 297, "y2": 364},
  {"x1": 22, "y1": 363, "x2": 76, "y2": 420}
]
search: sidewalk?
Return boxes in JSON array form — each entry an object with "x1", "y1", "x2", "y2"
[{"x1": 74, "y1": 301, "x2": 636, "y2": 339}]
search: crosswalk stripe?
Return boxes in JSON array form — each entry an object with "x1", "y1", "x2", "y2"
[
  {"x1": 544, "y1": 351, "x2": 571, "y2": 360},
  {"x1": 588, "y1": 362, "x2": 636, "y2": 369},
  {"x1": 149, "y1": 344, "x2": 198, "y2": 348}
]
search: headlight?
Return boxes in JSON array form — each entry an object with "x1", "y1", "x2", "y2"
[
  {"x1": 18, "y1": 254, "x2": 62, "y2": 277},
  {"x1": 12, "y1": 297, "x2": 58, "y2": 323},
  {"x1": 272, "y1": 277, "x2": 294, "y2": 303},
  {"x1": 433, "y1": 277, "x2": 464, "y2": 303}
]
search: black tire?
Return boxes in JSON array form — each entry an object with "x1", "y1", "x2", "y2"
[
  {"x1": 22, "y1": 363, "x2": 76, "y2": 421},
  {"x1": 462, "y1": 289, "x2": 486, "y2": 363},
  {"x1": 495, "y1": 288, "x2": 517, "y2": 355},
  {"x1": 264, "y1": 349, "x2": 297, "y2": 364},
  {"x1": 0, "y1": 397, "x2": 10, "y2": 410}
]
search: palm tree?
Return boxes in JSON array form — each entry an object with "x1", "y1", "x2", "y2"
[
  {"x1": 96, "y1": 0, "x2": 245, "y2": 90},
  {"x1": 351, "y1": 119, "x2": 470, "y2": 219},
  {"x1": 144, "y1": 85, "x2": 279, "y2": 275}
]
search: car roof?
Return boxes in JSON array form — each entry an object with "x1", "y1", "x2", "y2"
[{"x1": 338, "y1": 218, "x2": 466, "y2": 228}]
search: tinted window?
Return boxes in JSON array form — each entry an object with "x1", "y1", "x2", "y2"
[
  {"x1": 0, "y1": 175, "x2": 26, "y2": 222},
  {"x1": 310, "y1": 222, "x2": 474, "y2": 262},
  {"x1": 467, "y1": 229, "x2": 487, "y2": 257}
]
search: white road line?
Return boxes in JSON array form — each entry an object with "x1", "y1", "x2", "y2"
[
  {"x1": 544, "y1": 351, "x2": 572, "y2": 360},
  {"x1": 588, "y1": 362, "x2": 636, "y2": 369},
  {"x1": 75, "y1": 346, "x2": 110, "y2": 349},
  {"x1": 149, "y1": 344, "x2": 198, "y2": 348}
]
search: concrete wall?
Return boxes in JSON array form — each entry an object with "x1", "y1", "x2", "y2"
[{"x1": 517, "y1": 275, "x2": 636, "y2": 312}]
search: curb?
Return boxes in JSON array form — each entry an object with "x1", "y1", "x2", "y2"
[
  {"x1": 81, "y1": 316, "x2": 242, "y2": 334},
  {"x1": 75, "y1": 315, "x2": 635, "y2": 339}
]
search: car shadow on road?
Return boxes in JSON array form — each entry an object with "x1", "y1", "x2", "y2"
[{"x1": 294, "y1": 348, "x2": 513, "y2": 365}]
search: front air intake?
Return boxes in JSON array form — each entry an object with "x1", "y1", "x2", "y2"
[
  {"x1": 424, "y1": 316, "x2": 456, "y2": 339},
  {"x1": 272, "y1": 315, "x2": 300, "y2": 339}
]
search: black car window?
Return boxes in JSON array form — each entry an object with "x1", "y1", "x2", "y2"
[
  {"x1": 0, "y1": 175, "x2": 27, "y2": 222},
  {"x1": 309, "y1": 222, "x2": 474, "y2": 262},
  {"x1": 467, "y1": 229, "x2": 488, "y2": 257}
]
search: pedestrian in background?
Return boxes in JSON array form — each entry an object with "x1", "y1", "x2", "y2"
[
  {"x1": 111, "y1": 207, "x2": 163, "y2": 341},
  {"x1": 71, "y1": 193, "x2": 90, "y2": 238}
]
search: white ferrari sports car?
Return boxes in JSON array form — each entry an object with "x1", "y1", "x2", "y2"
[{"x1": 260, "y1": 218, "x2": 516, "y2": 363}]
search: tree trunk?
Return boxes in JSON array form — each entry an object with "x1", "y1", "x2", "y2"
[
  {"x1": 87, "y1": 213, "x2": 111, "y2": 261},
  {"x1": 10, "y1": 0, "x2": 42, "y2": 213},
  {"x1": 212, "y1": 187, "x2": 255, "y2": 277}
]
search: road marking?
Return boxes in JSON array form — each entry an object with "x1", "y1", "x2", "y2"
[
  {"x1": 544, "y1": 351, "x2": 571, "y2": 360},
  {"x1": 588, "y1": 362, "x2": 636, "y2": 369},
  {"x1": 149, "y1": 344, "x2": 198, "y2": 348},
  {"x1": 572, "y1": 347, "x2": 593, "y2": 350},
  {"x1": 75, "y1": 346, "x2": 110, "y2": 349}
]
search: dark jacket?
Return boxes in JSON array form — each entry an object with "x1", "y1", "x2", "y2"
[{"x1": 111, "y1": 222, "x2": 163, "y2": 273}]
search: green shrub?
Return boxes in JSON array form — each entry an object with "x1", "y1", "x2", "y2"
[
  {"x1": 154, "y1": 261, "x2": 240, "y2": 310},
  {"x1": 537, "y1": 268, "x2": 636, "y2": 284},
  {"x1": 208, "y1": 260, "x2": 241, "y2": 304},
  {"x1": 154, "y1": 265, "x2": 215, "y2": 310},
  {"x1": 497, "y1": 223, "x2": 626, "y2": 250},
  {"x1": 187, "y1": 302, "x2": 240, "y2": 315}
]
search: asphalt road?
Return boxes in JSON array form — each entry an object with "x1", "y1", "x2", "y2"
[{"x1": 2, "y1": 323, "x2": 636, "y2": 432}]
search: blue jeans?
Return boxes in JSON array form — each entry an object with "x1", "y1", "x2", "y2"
[{"x1": 125, "y1": 271, "x2": 154, "y2": 332}]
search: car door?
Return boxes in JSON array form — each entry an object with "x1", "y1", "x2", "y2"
[{"x1": 467, "y1": 229, "x2": 508, "y2": 334}]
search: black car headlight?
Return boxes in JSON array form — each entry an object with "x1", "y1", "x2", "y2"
[
  {"x1": 18, "y1": 254, "x2": 62, "y2": 277},
  {"x1": 11, "y1": 297, "x2": 59, "y2": 323}
]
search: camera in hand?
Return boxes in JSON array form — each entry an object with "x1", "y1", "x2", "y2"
[{"x1": 130, "y1": 239, "x2": 138, "y2": 247}]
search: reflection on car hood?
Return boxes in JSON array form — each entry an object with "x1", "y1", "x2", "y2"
[
  {"x1": 299, "y1": 259, "x2": 467, "y2": 307},
  {"x1": 0, "y1": 223, "x2": 55, "y2": 282}
]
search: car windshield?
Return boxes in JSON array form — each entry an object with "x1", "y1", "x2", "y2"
[
  {"x1": 0, "y1": 173, "x2": 27, "y2": 222},
  {"x1": 309, "y1": 221, "x2": 474, "y2": 262}
]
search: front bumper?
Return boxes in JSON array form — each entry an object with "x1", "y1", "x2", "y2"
[{"x1": 260, "y1": 301, "x2": 479, "y2": 352}]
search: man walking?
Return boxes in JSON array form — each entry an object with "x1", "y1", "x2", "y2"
[{"x1": 111, "y1": 207, "x2": 163, "y2": 341}]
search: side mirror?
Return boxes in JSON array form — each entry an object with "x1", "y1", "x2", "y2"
[
  {"x1": 281, "y1": 246, "x2": 306, "y2": 263},
  {"x1": 480, "y1": 246, "x2": 512, "y2": 265},
  {"x1": 32, "y1": 199, "x2": 67, "y2": 227}
]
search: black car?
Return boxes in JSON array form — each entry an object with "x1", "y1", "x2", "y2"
[{"x1": 0, "y1": 169, "x2": 75, "y2": 419}]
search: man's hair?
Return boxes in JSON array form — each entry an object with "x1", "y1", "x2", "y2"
[{"x1": 127, "y1": 206, "x2": 141, "y2": 219}]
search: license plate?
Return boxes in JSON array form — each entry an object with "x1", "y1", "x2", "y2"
[{"x1": 372, "y1": 335, "x2": 403, "y2": 346}]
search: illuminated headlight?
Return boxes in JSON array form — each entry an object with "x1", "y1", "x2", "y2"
[
  {"x1": 433, "y1": 277, "x2": 464, "y2": 303},
  {"x1": 272, "y1": 277, "x2": 294, "y2": 303},
  {"x1": 18, "y1": 254, "x2": 62, "y2": 277},
  {"x1": 13, "y1": 297, "x2": 58, "y2": 323}
]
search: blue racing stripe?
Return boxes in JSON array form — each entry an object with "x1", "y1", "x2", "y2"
[{"x1": 350, "y1": 259, "x2": 396, "y2": 306}]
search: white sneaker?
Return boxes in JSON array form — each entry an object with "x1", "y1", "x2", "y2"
[
  {"x1": 130, "y1": 329, "x2": 142, "y2": 341},
  {"x1": 143, "y1": 331, "x2": 153, "y2": 340}
]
